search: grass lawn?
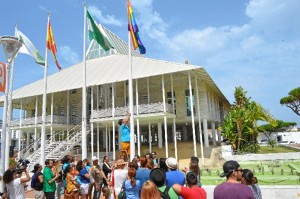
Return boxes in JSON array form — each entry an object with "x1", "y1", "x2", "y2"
[{"x1": 257, "y1": 145, "x2": 300, "y2": 153}]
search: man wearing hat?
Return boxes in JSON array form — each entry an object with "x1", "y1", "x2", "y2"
[
  {"x1": 214, "y1": 160, "x2": 254, "y2": 199},
  {"x1": 165, "y1": 157, "x2": 185, "y2": 187},
  {"x1": 150, "y1": 168, "x2": 179, "y2": 199},
  {"x1": 118, "y1": 111, "x2": 131, "y2": 160}
]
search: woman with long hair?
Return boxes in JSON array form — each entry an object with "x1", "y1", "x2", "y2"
[
  {"x1": 76, "y1": 160, "x2": 91, "y2": 199},
  {"x1": 102, "y1": 155, "x2": 112, "y2": 186},
  {"x1": 124, "y1": 167, "x2": 141, "y2": 199},
  {"x1": 140, "y1": 180, "x2": 160, "y2": 199},
  {"x1": 64, "y1": 165, "x2": 80, "y2": 199},
  {"x1": 241, "y1": 169, "x2": 262, "y2": 199},
  {"x1": 3, "y1": 168, "x2": 30, "y2": 199}
]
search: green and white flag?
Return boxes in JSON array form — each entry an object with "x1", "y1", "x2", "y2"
[
  {"x1": 87, "y1": 9, "x2": 114, "y2": 51},
  {"x1": 15, "y1": 27, "x2": 45, "y2": 66}
]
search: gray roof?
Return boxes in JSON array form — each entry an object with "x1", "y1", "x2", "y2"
[{"x1": 0, "y1": 54, "x2": 229, "y2": 104}]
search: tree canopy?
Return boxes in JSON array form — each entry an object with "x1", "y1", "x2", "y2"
[
  {"x1": 221, "y1": 86, "x2": 277, "y2": 153},
  {"x1": 280, "y1": 87, "x2": 300, "y2": 116}
]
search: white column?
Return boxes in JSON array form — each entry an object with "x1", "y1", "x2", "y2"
[
  {"x1": 162, "y1": 75, "x2": 168, "y2": 158},
  {"x1": 170, "y1": 74, "x2": 177, "y2": 160},
  {"x1": 147, "y1": 77, "x2": 150, "y2": 108},
  {"x1": 105, "y1": 125, "x2": 108, "y2": 155},
  {"x1": 18, "y1": 101, "x2": 23, "y2": 160},
  {"x1": 203, "y1": 119, "x2": 209, "y2": 147},
  {"x1": 135, "y1": 79, "x2": 141, "y2": 156},
  {"x1": 66, "y1": 90, "x2": 70, "y2": 139},
  {"x1": 188, "y1": 71, "x2": 197, "y2": 157},
  {"x1": 112, "y1": 83, "x2": 116, "y2": 160},
  {"x1": 124, "y1": 81, "x2": 127, "y2": 106},
  {"x1": 212, "y1": 122, "x2": 216, "y2": 146},
  {"x1": 97, "y1": 85, "x2": 100, "y2": 159},
  {"x1": 34, "y1": 96, "x2": 38, "y2": 151},
  {"x1": 108, "y1": 126, "x2": 111, "y2": 152},
  {"x1": 148, "y1": 122, "x2": 152, "y2": 153},
  {"x1": 51, "y1": 93, "x2": 54, "y2": 142},
  {"x1": 91, "y1": 86, "x2": 94, "y2": 158},
  {"x1": 97, "y1": 123, "x2": 100, "y2": 160},
  {"x1": 195, "y1": 77, "x2": 204, "y2": 165},
  {"x1": 157, "y1": 122, "x2": 162, "y2": 148}
]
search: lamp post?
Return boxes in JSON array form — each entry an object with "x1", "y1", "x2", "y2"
[{"x1": 0, "y1": 36, "x2": 22, "y2": 192}]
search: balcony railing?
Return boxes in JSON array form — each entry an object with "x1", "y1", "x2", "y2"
[
  {"x1": 92, "y1": 102, "x2": 173, "y2": 119},
  {"x1": 10, "y1": 115, "x2": 67, "y2": 127}
]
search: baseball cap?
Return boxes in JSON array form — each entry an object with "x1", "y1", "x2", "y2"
[
  {"x1": 92, "y1": 156, "x2": 98, "y2": 162},
  {"x1": 220, "y1": 160, "x2": 240, "y2": 177}
]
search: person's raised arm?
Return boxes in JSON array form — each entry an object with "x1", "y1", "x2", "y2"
[
  {"x1": 123, "y1": 111, "x2": 130, "y2": 125},
  {"x1": 20, "y1": 170, "x2": 30, "y2": 184}
]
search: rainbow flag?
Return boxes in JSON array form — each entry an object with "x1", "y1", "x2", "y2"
[
  {"x1": 46, "y1": 20, "x2": 62, "y2": 71},
  {"x1": 127, "y1": 0, "x2": 146, "y2": 54}
]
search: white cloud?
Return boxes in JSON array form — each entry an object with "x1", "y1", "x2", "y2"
[
  {"x1": 59, "y1": 45, "x2": 80, "y2": 65},
  {"x1": 138, "y1": 0, "x2": 300, "y2": 123},
  {"x1": 89, "y1": 6, "x2": 122, "y2": 27}
]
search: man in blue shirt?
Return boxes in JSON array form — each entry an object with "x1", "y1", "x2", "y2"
[{"x1": 118, "y1": 111, "x2": 131, "y2": 159}]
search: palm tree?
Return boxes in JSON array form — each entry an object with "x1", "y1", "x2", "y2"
[{"x1": 221, "y1": 86, "x2": 277, "y2": 153}]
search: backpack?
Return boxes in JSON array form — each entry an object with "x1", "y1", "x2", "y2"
[
  {"x1": 31, "y1": 172, "x2": 43, "y2": 191},
  {"x1": 159, "y1": 186, "x2": 171, "y2": 199}
]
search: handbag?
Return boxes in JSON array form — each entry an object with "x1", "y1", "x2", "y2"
[{"x1": 117, "y1": 181, "x2": 126, "y2": 199}]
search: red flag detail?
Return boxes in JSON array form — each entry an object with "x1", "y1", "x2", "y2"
[
  {"x1": 0, "y1": 62, "x2": 6, "y2": 92},
  {"x1": 46, "y1": 21, "x2": 62, "y2": 71}
]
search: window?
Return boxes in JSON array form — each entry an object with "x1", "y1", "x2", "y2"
[
  {"x1": 58, "y1": 106, "x2": 65, "y2": 116},
  {"x1": 185, "y1": 89, "x2": 196, "y2": 116},
  {"x1": 141, "y1": 95, "x2": 148, "y2": 104},
  {"x1": 167, "y1": 91, "x2": 176, "y2": 113}
]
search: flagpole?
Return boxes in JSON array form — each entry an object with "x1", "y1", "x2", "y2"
[
  {"x1": 82, "y1": 3, "x2": 87, "y2": 159},
  {"x1": 128, "y1": 31, "x2": 135, "y2": 161},
  {"x1": 41, "y1": 13, "x2": 50, "y2": 168},
  {"x1": 5, "y1": 59, "x2": 15, "y2": 170},
  {"x1": 0, "y1": 61, "x2": 10, "y2": 174}
]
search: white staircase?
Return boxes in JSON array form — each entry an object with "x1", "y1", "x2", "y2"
[{"x1": 18, "y1": 125, "x2": 90, "y2": 172}]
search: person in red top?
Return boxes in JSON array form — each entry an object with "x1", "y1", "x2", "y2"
[{"x1": 172, "y1": 172, "x2": 206, "y2": 199}]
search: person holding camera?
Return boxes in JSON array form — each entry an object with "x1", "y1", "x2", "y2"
[{"x1": 3, "y1": 166, "x2": 31, "y2": 199}]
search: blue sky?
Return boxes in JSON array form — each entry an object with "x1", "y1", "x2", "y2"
[{"x1": 0, "y1": 0, "x2": 299, "y2": 126}]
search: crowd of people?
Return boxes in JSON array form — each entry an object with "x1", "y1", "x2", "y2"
[
  {"x1": 0, "y1": 111, "x2": 260, "y2": 199},
  {"x1": 1, "y1": 152, "x2": 262, "y2": 199}
]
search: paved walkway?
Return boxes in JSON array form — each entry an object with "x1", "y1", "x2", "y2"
[{"x1": 223, "y1": 152, "x2": 300, "y2": 162}]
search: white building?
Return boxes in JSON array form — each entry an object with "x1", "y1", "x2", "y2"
[{"x1": 0, "y1": 25, "x2": 230, "y2": 168}]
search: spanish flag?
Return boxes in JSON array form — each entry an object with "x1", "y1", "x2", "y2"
[
  {"x1": 46, "y1": 20, "x2": 62, "y2": 71},
  {"x1": 0, "y1": 62, "x2": 6, "y2": 92}
]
